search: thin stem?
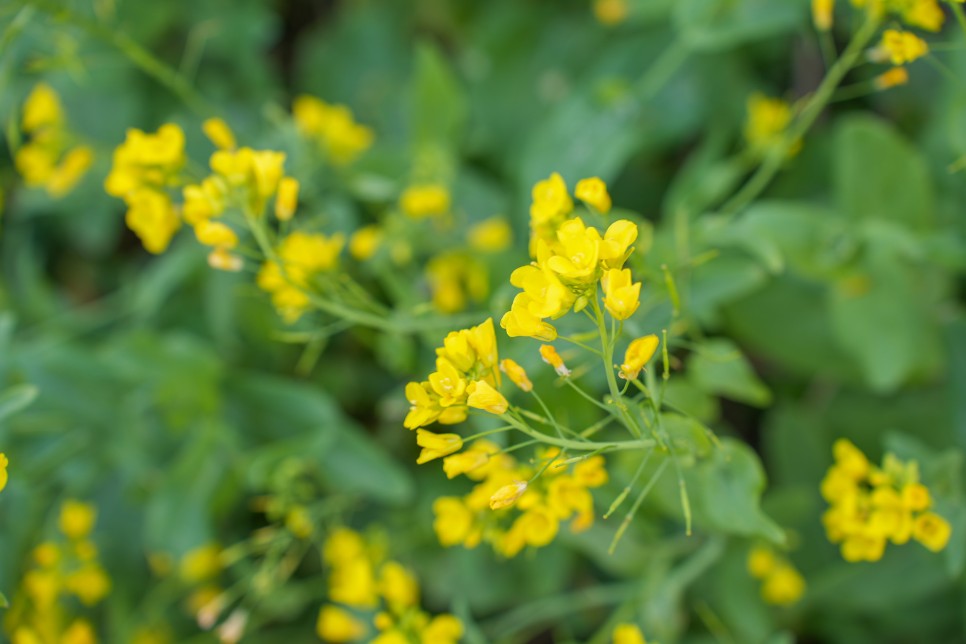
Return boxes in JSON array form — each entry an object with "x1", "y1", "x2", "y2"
[
  {"x1": 592, "y1": 297, "x2": 643, "y2": 439},
  {"x1": 947, "y1": 0, "x2": 966, "y2": 38},
  {"x1": 603, "y1": 448, "x2": 653, "y2": 519},
  {"x1": 720, "y1": 13, "x2": 881, "y2": 216},
  {"x1": 609, "y1": 459, "x2": 670, "y2": 554},
  {"x1": 502, "y1": 413, "x2": 653, "y2": 453}
]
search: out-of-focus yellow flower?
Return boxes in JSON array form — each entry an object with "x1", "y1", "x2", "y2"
[
  {"x1": 575, "y1": 176, "x2": 612, "y2": 214},
  {"x1": 594, "y1": 0, "x2": 629, "y2": 26},
  {"x1": 433, "y1": 497, "x2": 478, "y2": 547},
  {"x1": 349, "y1": 225, "x2": 383, "y2": 260},
  {"x1": 0, "y1": 453, "x2": 7, "y2": 492},
  {"x1": 400, "y1": 184, "x2": 451, "y2": 219},
  {"x1": 877, "y1": 30, "x2": 929, "y2": 65},
  {"x1": 490, "y1": 480, "x2": 528, "y2": 510},
  {"x1": 293, "y1": 95, "x2": 374, "y2": 165},
  {"x1": 469, "y1": 216, "x2": 513, "y2": 252},
  {"x1": 747, "y1": 545, "x2": 777, "y2": 578},
  {"x1": 379, "y1": 561, "x2": 419, "y2": 610},
  {"x1": 419, "y1": 614, "x2": 463, "y2": 644},
  {"x1": 500, "y1": 358, "x2": 533, "y2": 392},
  {"x1": 443, "y1": 441, "x2": 502, "y2": 480},
  {"x1": 179, "y1": 543, "x2": 223, "y2": 584},
  {"x1": 64, "y1": 564, "x2": 111, "y2": 605},
  {"x1": 874, "y1": 66, "x2": 909, "y2": 90},
  {"x1": 182, "y1": 177, "x2": 227, "y2": 225},
  {"x1": 913, "y1": 512, "x2": 952, "y2": 552},
  {"x1": 59, "y1": 500, "x2": 96, "y2": 540},
  {"x1": 194, "y1": 220, "x2": 238, "y2": 249},
  {"x1": 530, "y1": 172, "x2": 573, "y2": 226},
  {"x1": 901, "y1": 0, "x2": 944, "y2": 31},
  {"x1": 324, "y1": 528, "x2": 367, "y2": 566},
  {"x1": 539, "y1": 345, "x2": 570, "y2": 377},
  {"x1": 60, "y1": 619, "x2": 96, "y2": 644},
  {"x1": 761, "y1": 563, "x2": 805, "y2": 605},
  {"x1": 207, "y1": 248, "x2": 244, "y2": 272},
  {"x1": 202, "y1": 117, "x2": 236, "y2": 151},
  {"x1": 22, "y1": 83, "x2": 64, "y2": 133},
  {"x1": 602, "y1": 268, "x2": 641, "y2": 320},
  {"x1": 329, "y1": 556, "x2": 378, "y2": 608},
  {"x1": 256, "y1": 231, "x2": 345, "y2": 323},
  {"x1": 744, "y1": 93, "x2": 799, "y2": 156},
  {"x1": 620, "y1": 334, "x2": 659, "y2": 380},
  {"x1": 105, "y1": 124, "x2": 185, "y2": 198},
  {"x1": 613, "y1": 623, "x2": 647, "y2": 644},
  {"x1": 416, "y1": 430, "x2": 464, "y2": 464},
  {"x1": 125, "y1": 188, "x2": 182, "y2": 254},
  {"x1": 426, "y1": 252, "x2": 488, "y2": 314},
  {"x1": 316, "y1": 604, "x2": 367, "y2": 642},
  {"x1": 812, "y1": 0, "x2": 835, "y2": 30},
  {"x1": 274, "y1": 176, "x2": 300, "y2": 221},
  {"x1": 46, "y1": 146, "x2": 95, "y2": 198}
]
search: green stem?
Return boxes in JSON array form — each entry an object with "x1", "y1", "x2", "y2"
[
  {"x1": 720, "y1": 13, "x2": 881, "y2": 216},
  {"x1": 503, "y1": 413, "x2": 652, "y2": 453},
  {"x1": 947, "y1": 0, "x2": 966, "y2": 38},
  {"x1": 592, "y1": 297, "x2": 643, "y2": 438}
]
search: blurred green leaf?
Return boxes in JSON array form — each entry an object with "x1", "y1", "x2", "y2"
[
  {"x1": 673, "y1": 0, "x2": 804, "y2": 51},
  {"x1": 410, "y1": 42, "x2": 467, "y2": 150},
  {"x1": 689, "y1": 338, "x2": 771, "y2": 407},
  {"x1": 0, "y1": 383, "x2": 38, "y2": 423}
]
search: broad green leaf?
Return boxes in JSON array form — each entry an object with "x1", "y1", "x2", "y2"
[
  {"x1": 834, "y1": 115, "x2": 935, "y2": 231},
  {"x1": 689, "y1": 338, "x2": 772, "y2": 407},
  {"x1": 410, "y1": 42, "x2": 467, "y2": 150},
  {"x1": 0, "y1": 384, "x2": 38, "y2": 423},
  {"x1": 673, "y1": 0, "x2": 804, "y2": 52}
]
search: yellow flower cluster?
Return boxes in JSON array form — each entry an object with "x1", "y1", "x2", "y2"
[
  {"x1": 400, "y1": 184, "x2": 451, "y2": 219},
  {"x1": 256, "y1": 231, "x2": 345, "y2": 323},
  {"x1": 15, "y1": 84, "x2": 94, "y2": 198},
  {"x1": 174, "y1": 542, "x2": 227, "y2": 630},
  {"x1": 316, "y1": 528, "x2": 463, "y2": 643},
  {"x1": 432, "y1": 445, "x2": 608, "y2": 557},
  {"x1": 612, "y1": 623, "x2": 647, "y2": 644},
  {"x1": 744, "y1": 94, "x2": 801, "y2": 157},
  {"x1": 293, "y1": 95, "x2": 374, "y2": 165},
  {"x1": 746, "y1": 545, "x2": 806, "y2": 606},
  {"x1": 7, "y1": 501, "x2": 111, "y2": 644},
  {"x1": 851, "y1": 0, "x2": 947, "y2": 32},
  {"x1": 404, "y1": 318, "x2": 507, "y2": 430},
  {"x1": 821, "y1": 439, "x2": 952, "y2": 562},
  {"x1": 425, "y1": 252, "x2": 488, "y2": 314},
  {"x1": 502, "y1": 173, "x2": 638, "y2": 341},
  {"x1": 105, "y1": 123, "x2": 186, "y2": 253},
  {"x1": 876, "y1": 29, "x2": 929, "y2": 65}
]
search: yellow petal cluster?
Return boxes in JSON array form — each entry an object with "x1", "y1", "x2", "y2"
[
  {"x1": 620, "y1": 334, "x2": 660, "y2": 380},
  {"x1": 426, "y1": 251, "x2": 488, "y2": 314},
  {"x1": 575, "y1": 176, "x2": 612, "y2": 214},
  {"x1": 400, "y1": 184, "x2": 451, "y2": 219},
  {"x1": 403, "y1": 318, "x2": 505, "y2": 430},
  {"x1": 433, "y1": 447, "x2": 608, "y2": 557},
  {"x1": 744, "y1": 93, "x2": 801, "y2": 157},
  {"x1": 293, "y1": 95, "x2": 374, "y2": 165},
  {"x1": 613, "y1": 623, "x2": 647, "y2": 644},
  {"x1": 256, "y1": 231, "x2": 345, "y2": 323},
  {"x1": 319, "y1": 527, "x2": 461, "y2": 643},
  {"x1": 8, "y1": 500, "x2": 111, "y2": 642},
  {"x1": 15, "y1": 84, "x2": 94, "y2": 199},
  {"x1": 746, "y1": 545, "x2": 806, "y2": 605},
  {"x1": 0, "y1": 453, "x2": 8, "y2": 493},
  {"x1": 877, "y1": 29, "x2": 929, "y2": 65},
  {"x1": 822, "y1": 439, "x2": 952, "y2": 561},
  {"x1": 850, "y1": 0, "x2": 945, "y2": 31}
]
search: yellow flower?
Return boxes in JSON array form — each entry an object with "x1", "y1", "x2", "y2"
[
  {"x1": 501, "y1": 294, "x2": 559, "y2": 341},
  {"x1": 65, "y1": 564, "x2": 111, "y2": 605},
  {"x1": 323, "y1": 528, "x2": 367, "y2": 566},
  {"x1": 499, "y1": 358, "x2": 533, "y2": 393},
  {"x1": 539, "y1": 344, "x2": 571, "y2": 377},
  {"x1": 329, "y1": 557, "x2": 378, "y2": 608},
  {"x1": 620, "y1": 334, "x2": 659, "y2": 380},
  {"x1": 841, "y1": 534, "x2": 886, "y2": 562},
  {"x1": 832, "y1": 438, "x2": 870, "y2": 480},
  {"x1": 530, "y1": 172, "x2": 573, "y2": 225},
  {"x1": 33, "y1": 541, "x2": 59, "y2": 567},
  {"x1": 546, "y1": 217, "x2": 602, "y2": 283},
  {"x1": 274, "y1": 176, "x2": 300, "y2": 221},
  {"x1": 744, "y1": 93, "x2": 797, "y2": 155},
  {"x1": 379, "y1": 561, "x2": 419, "y2": 609},
  {"x1": 469, "y1": 217, "x2": 513, "y2": 252},
  {"x1": 874, "y1": 67, "x2": 909, "y2": 90},
  {"x1": 194, "y1": 220, "x2": 238, "y2": 249},
  {"x1": 599, "y1": 220, "x2": 638, "y2": 268},
  {"x1": 878, "y1": 30, "x2": 929, "y2": 65},
  {"x1": 400, "y1": 184, "x2": 451, "y2": 218},
  {"x1": 250, "y1": 150, "x2": 286, "y2": 200},
  {"x1": 901, "y1": 0, "x2": 944, "y2": 31},
  {"x1": 61, "y1": 619, "x2": 96, "y2": 644},
  {"x1": 182, "y1": 177, "x2": 227, "y2": 224},
  {"x1": 285, "y1": 506, "x2": 314, "y2": 539},
  {"x1": 349, "y1": 225, "x2": 383, "y2": 260},
  {"x1": 46, "y1": 146, "x2": 95, "y2": 198},
  {"x1": 466, "y1": 380, "x2": 509, "y2": 415},
  {"x1": 420, "y1": 614, "x2": 463, "y2": 644},
  {"x1": 515, "y1": 505, "x2": 560, "y2": 547},
  {"x1": 443, "y1": 442, "x2": 499, "y2": 480},
  {"x1": 602, "y1": 268, "x2": 641, "y2": 320},
  {"x1": 404, "y1": 381, "x2": 442, "y2": 430},
  {"x1": 202, "y1": 117, "x2": 237, "y2": 150},
  {"x1": 293, "y1": 95, "x2": 374, "y2": 165},
  {"x1": 208, "y1": 248, "x2": 244, "y2": 272},
  {"x1": 761, "y1": 564, "x2": 805, "y2": 605},
  {"x1": 416, "y1": 430, "x2": 464, "y2": 464},
  {"x1": 901, "y1": 482, "x2": 931, "y2": 511},
  {"x1": 0, "y1": 453, "x2": 7, "y2": 492},
  {"x1": 179, "y1": 543, "x2": 223, "y2": 583},
  {"x1": 105, "y1": 124, "x2": 186, "y2": 198},
  {"x1": 60, "y1": 500, "x2": 96, "y2": 540},
  {"x1": 812, "y1": 0, "x2": 834, "y2": 30},
  {"x1": 747, "y1": 545, "x2": 777, "y2": 578},
  {"x1": 125, "y1": 189, "x2": 182, "y2": 254},
  {"x1": 913, "y1": 512, "x2": 952, "y2": 552},
  {"x1": 317, "y1": 604, "x2": 367, "y2": 642},
  {"x1": 575, "y1": 177, "x2": 612, "y2": 214},
  {"x1": 612, "y1": 623, "x2": 647, "y2": 644},
  {"x1": 22, "y1": 83, "x2": 64, "y2": 133},
  {"x1": 574, "y1": 455, "x2": 609, "y2": 487},
  {"x1": 490, "y1": 480, "x2": 528, "y2": 510},
  {"x1": 432, "y1": 497, "x2": 477, "y2": 547}
]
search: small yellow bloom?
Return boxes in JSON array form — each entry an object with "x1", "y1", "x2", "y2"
[
  {"x1": 612, "y1": 623, "x2": 647, "y2": 644},
  {"x1": 469, "y1": 217, "x2": 513, "y2": 252},
  {"x1": 832, "y1": 438, "x2": 869, "y2": 480},
  {"x1": 317, "y1": 604, "x2": 367, "y2": 642},
  {"x1": 379, "y1": 561, "x2": 419, "y2": 609},
  {"x1": 125, "y1": 189, "x2": 181, "y2": 254},
  {"x1": 744, "y1": 93, "x2": 797, "y2": 155},
  {"x1": 420, "y1": 614, "x2": 464, "y2": 644},
  {"x1": 22, "y1": 83, "x2": 64, "y2": 133},
  {"x1": 0, "y1": 452, "x2": 7, "y2": 492},
  {"x1": 443, "y1": 446, "x2": 492, "y2": 480},
  {"x1": 901, "y1": 0, "x2": 944, "y2": 31},
  {"x1": 575, "y1": 177, "x2": 612, "y2": 214},
  {"x1": 61, "y1": 619, "x2": 96, "y2": 644},
  {"x1": 33, "y1": 541, "x2": 59, "y2": 567},
  {"x1": 60, "y1": 500, "x2": 96, "y2": 540},
  {"x1": 400, "y1": 184, "x2": 451, "y2": 218},
  {"x1": 179, "y1": 543, "x2": 223, "y2": 583},
  {"x1": 761, "y1": 564, "x2": 805, "y2": 605},
  {"x1": 285, "y1": 506, "x2": 314, "y2": 539},
  {"x1": 874, "y1": 67, "x2": 909, "y2": 90},
  {"x1": 812, "y1": 0, "x2": 834, "y2": 30},
  {"x1": 620, "y1": 334, "x2": 659, "y2": 380},
  {"x1": 500, "y1": 358, "x2": 533, "y2": 393},
  {"x1": 539, "y1": 345, "x2": 570, "y2": 377},
  {"x1": 901, "y1": 482, "x2": 931, "y2": 511},
  {"x1": 594, "y1": 0, "x2": 629, "y2": 26},
  {"x1": 878, "y1": 30, "x2": 929, "y2": 65},
  {"x1": 501, "y1": 294, "x2": 559, "y2": 341},
  {"x1": 747, "y1": 545, "x2": 777, "y2": 578},
  {"x1": 274, "y1": 176, "x2": 300, "y2": 221},
  {"x1": 913, "y1": 512, "x2": 952, "y2": 552},
  {"x1": 349, "y1": 225, "x2": 383, "y2": 260},
  {"x1": 490, "y1": 480, "x2": 528, "y2": 510},
  {"x1": 514, "y1": 505, "x2": 560, "y2": 546},
  {"x1": 466, "y1": 380, "x2": 509, "y2": 415},
  {"x1": 202, "y1": 117, "x2": 236, "y2": 151},
  {"x1": 329, "y1": 556, "x2": 378, "y2": 608},
  {"x1": 47, "y1": 146, "x2": 95, "y2": 198},
  {"x1": 207, "y1": 248, "x2": 244, "y2": 272},
  {"x1": 416, "y1": 430, "x2": 464, "y2": 464},
  {"x1": 432, "y1": 497, "x2": 477, "y2": 547},
  {"x1": 194, "y1": 220, "x2": 238, "y2": 249},
  {"x1": 530, "y1": 172, "x2": 573, "y2": 225},
  {"x1": 602, "y1": 268, "x2": 641, "y2": 320},
  {"x1": 64, "y1": 564, "x2": 112, "y2": 605},
  {"x1": 323, "y1": 527, "x2": 367, "y2": 566}
]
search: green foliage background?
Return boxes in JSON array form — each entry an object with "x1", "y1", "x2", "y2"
[{"x1": 1, "y1": 0, "x2": 966, "y2": 642}]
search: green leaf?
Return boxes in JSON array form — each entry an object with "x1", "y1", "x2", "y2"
[
  {"x1": 690, "y1": 438, "x2": 784, "y2": 542},
  {"x1": 689, "y1": 338, "x2": 772, "y2": 407},
  {"x1": 0, "y1": 384, "x2": 39, "y2": 423},
  {"x1": 410, "y1": 42, "x2": 467, "y2": 150},
  {"x1": 834, "y1": 115, "x2": 935, "y2": 231},
  {"x1": 673, "y1": 0, "x2": 804, "y2": 52}
]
